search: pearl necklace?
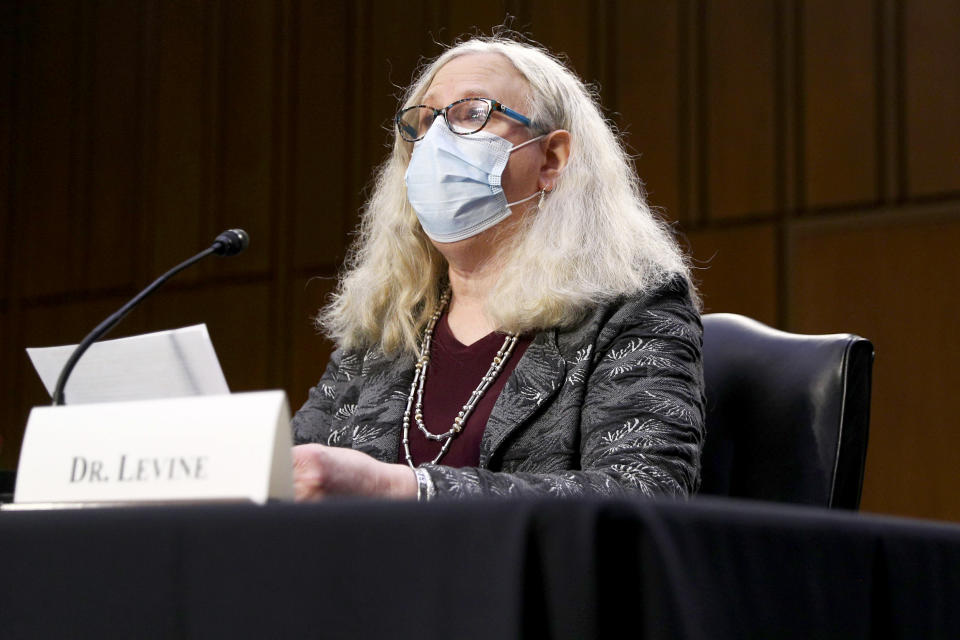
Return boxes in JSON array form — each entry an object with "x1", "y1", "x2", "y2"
[{"x1": 402, "y1": 290, "x2": 519, "y2": 468}]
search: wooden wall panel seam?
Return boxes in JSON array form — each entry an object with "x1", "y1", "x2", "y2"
[
  {"x1": 676, "y1": 0, "x2": 692, "y2": 227},
  {"x1": 793, "y1": 0, "x2": 806, "y2": 215},
  {"x1": 1, "y1": 1, "x2": 20, "y2": 306},
  {"x1": 789, "y1": 198, "x2": 960, "y2": 233},
  {"x1": 682, "y1": 193, "x2": 960, "y2": 232},
  {"x1": 682, "y1": 0, "x2": 706, "y2": 228},
  {"x1": 347, "y1": 0, "x2": 367, "y2": 236},
  {"x1": 0, "y1": 0, "x2": 19, "y2": 466},
  {"x1": 782, "y1": 0, "x2": 801, "y2": 215},
  {"x1": 694, "y1": 0, "x2": 707, "y2": 227},
  {"x1": 137, "y1": 0, "x2": 159, "y2": 288},
  {"x1": 774, "y1": 0, "x2": 805, "y2": 328},
  {"x1": 676, "y1": 0, "x2": 689, "y2": 227},
  {"x1": 70, "y1": 0, "x2": 91, "y2": 295},
  {"x1": 892, "y1": 0, "x2": 907, "y2": 202},
  {"x1": 774, "y1": 0, "x2": 798, "y2": 329},
  {"x1": 593, "y1": 0, "x2": 613, "y2": 110},
  {"x1": 773, "y1": 0, "x2": 787, "y2": 215},
  {"x1": 876, "y1": 0, "x2": 891, "y2": 203},
  {"x1": 3, "y1": 0, "x2": 26, "y2": 468},
  {"x1": 270, "y1": 0, "x2": 295, "y2": 390},
  {"x1": 782, "y1": 219, "x2": 795, "y2": 331},
  {"x1": 16, "y1": 271, "x2": 277, "y2": 308},
  {"x1": 72, "y1": 0, "x2": 86, "y2": 293},
  {"x1": 200, "y1": 0, "x2": 224, "y2": 270},
  {"x1": 133, "y1": 1, "x2": 148, "y2": 290},
  {"x1": 775, "y1": 219, "x2": 790, "y2": 329}
]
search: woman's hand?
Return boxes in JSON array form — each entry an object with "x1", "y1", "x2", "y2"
[{"x1": 292, "y1": 444, "x2": 418, "y2": 501}]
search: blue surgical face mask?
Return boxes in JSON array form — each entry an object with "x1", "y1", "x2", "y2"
[{"x1": 404, "y1": 118, "x2": 544, "y2": 243}]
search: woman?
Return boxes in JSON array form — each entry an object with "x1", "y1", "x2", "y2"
[{"x1": 291, "y1": 36, "x2": 705, "y2": 501}]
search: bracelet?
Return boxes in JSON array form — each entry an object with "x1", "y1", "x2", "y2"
[{"x1": 414, "y1": 467, "x2": 436, "y2": 502}]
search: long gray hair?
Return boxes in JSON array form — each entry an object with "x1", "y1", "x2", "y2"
[{"x1": 319, "y1": 36, "x2": 695, "y2": 355}]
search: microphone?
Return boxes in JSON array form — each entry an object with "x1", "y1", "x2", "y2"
[
  {"x1": 51, "y1": 229, "x2": 250, "y2": 406},
  {"x1": 212, "y1": 228, "x2": 249, "y2": 256}
]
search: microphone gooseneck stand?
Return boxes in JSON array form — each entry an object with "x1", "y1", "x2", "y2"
[{"x1": 51, "y1": 229, "x2": 249, "y2": 406}]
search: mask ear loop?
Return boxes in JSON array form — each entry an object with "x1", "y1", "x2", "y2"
[{"x1": 509, "y1": 134, "x2": 546, "y2": 154}]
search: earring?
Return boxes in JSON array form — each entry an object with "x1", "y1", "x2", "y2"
[{"x1": 538, "y1": 189, "x2": 547, "y2": 209}]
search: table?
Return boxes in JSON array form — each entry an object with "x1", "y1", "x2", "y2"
[{"x1": 1, "y1": 496, "x2": 959, "y2": 639}]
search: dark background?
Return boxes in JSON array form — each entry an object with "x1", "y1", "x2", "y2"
[{"x1": 1, "y1": 0, "x2": 958, "y2": 521}]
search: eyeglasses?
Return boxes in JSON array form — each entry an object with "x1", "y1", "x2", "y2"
[{"x1": 396, "y1": 97, "x2": 534, "y2": 142}]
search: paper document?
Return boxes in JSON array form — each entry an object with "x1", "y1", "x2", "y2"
[{"x1": 27, "y1": 324, "x2": 230, "y2": 405}]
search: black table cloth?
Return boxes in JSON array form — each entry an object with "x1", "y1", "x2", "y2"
[{"x1": 1, "y1": 496, "x2": 959, "y2": 639}]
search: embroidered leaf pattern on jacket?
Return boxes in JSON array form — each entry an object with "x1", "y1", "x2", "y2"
[
  {"x1": 636, "y1": 390, "x2": 697, "y2": 426},
  {"x1": 518, "y1": 380, "x2": 557, "y2": 407},
  {"x1": 547, "y1": 474, "x2": 581, "y2": 497},
  {"x1": 326, "y1": 425, "x2": 347, "y2": 446},
  {"x1": 640, "y1": 309, "x2": 693, "y2": 338},
  {"x1": 334, "y1": 403, "x2": 357, "y2": 420},
  {"x1": 351, "y1": 424, "x2": 379, "y2": 445},
  {"x1": 605, "y1": 338, "x2": 644, "y2": 363},
  {"x1": 445, "y1": 468, "x2": 482, "y2": 495},
  {"x1": 361, "y1": 350, "x2": 382, "y2": 377},
  {"x1": 598, "y1": 417, "x2": 678, "y2": 454},
  {"x1": 338, "y1": 353, "x2": 360, "y2": 381},
  {"x1": 566, "y1": 345, "x2": 593, "y2": 385},
  {"x1": 601, "y1": 417, "x2": 655, "y2": 443},
  {"x1": 606, "y1": 338, "x2": 682, "y2": 378}
]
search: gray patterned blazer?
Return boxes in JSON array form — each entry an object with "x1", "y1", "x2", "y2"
[{"x1": 292, "y1": 275, "x2": 705, "y2": 500}]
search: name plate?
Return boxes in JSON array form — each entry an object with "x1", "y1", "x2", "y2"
[{"x1": 14, "y1": 391, "x2": 293, "y2": 506}]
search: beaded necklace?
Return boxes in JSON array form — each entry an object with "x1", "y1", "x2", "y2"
[{"x1": 402, "y1": 290, "x2": 519, "y2": 468}]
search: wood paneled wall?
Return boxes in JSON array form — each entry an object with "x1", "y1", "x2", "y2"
[{"x1": 2, "y1": 1, "x2": 958, "y2": 521}]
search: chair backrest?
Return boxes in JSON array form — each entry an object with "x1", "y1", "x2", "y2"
[{"x1": 699, "y1": 313, "x2": 874, "y2": 509}]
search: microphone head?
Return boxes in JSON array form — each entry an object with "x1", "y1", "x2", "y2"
[{"x1": 212, "y1": 229, "x2": 249, "y2": 256}]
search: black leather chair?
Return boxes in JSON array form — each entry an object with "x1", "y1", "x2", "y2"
[{"x1": 699, "y1": 313, "x2": 874, "y2": 509}]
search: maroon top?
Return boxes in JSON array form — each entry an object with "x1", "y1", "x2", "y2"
[{"x1": 400, "y1": 313, "x2": 532, "y2": 468}]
